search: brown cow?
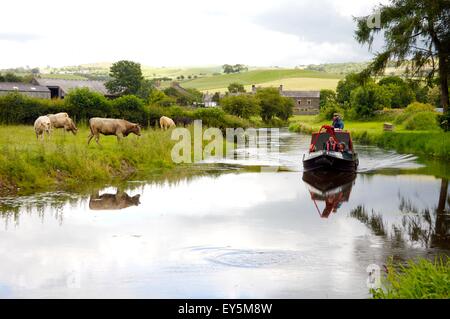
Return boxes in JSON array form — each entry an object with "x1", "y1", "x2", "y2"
[
  {"x1": 34, "y1": 116, "x2": 52, "y2": 140},
  {"x1": 160, "y1": 116, "x2": 176, "y2": 130},
  {"x1": 89, "y1": 191, "x2": 141, "y2": 210},
  {"x1": 88, "y1": 117, "x2": 141, "y2": 145},
  {"x1": 47, "y1": 112, "x2": 78, "y2": 135}
]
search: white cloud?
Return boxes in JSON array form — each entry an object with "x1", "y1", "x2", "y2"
[{"x1": 0, "y1": 0, "x2": 388, "y2": 68}]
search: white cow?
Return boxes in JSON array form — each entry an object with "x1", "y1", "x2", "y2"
[
  {"x1": 159, "y1": 116, "x2": 176, "y2": 130},
  {"x1": 34, "y1": 116, "x2": 52, "y2": 140}
]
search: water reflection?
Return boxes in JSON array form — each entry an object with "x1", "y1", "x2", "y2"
[
  {"x1": 302, "y1": 171, "x2": 356, "y2": 218},
  {"x1": 89, "y1": 190, "x2": 141, "y2": 211},
  {"x1": 0, "y1": 130, "x2": 449, "y2": 298},
  {"x1": 349, "y1": 179, "x2": 449, "y2": 250}
]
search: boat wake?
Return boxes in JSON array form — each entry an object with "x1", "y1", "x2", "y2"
[{"x1": 357, "y1": 151, "x2": 423, "y2": 173}]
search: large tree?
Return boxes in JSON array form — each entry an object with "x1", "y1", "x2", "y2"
[
  {"x1": 105, "y1": 60, "x2": 144, "y2": 95},
  {"x1": 221, "y1": 95, "x2": 260, "y2": 119},
  {"x1": 355, "y1": 0, "x2": 450, "y2": 112}
]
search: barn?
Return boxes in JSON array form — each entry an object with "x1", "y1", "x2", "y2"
[
  {"x1": 0, "y1": 82, "x2": 51, "y2": 99},
  {"x1": 32, "y1": 78, "x2": 113, "y2": 99}
]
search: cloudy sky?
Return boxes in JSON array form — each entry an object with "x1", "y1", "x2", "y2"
[{"x1": 0, "y1": 0, "x2": 388, "y2": 68}]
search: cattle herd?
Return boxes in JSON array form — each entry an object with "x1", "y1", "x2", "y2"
[{"x1": 33, "y1": 112, "x2": 178, "y2": 145}]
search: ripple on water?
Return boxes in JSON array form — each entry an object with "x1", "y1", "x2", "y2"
[{"x1": 183, "y1": 246, "x2": 307, "y2": 268}]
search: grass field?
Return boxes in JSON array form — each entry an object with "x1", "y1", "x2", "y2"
[
  {"x1": 289, "y1": 115, "x2": 450, "y2": 160},
  {"x1": 180, "y1": 69, "x2": 342, "y2": 91},
  {"x1": 39, "y1": 73, "x2": 89, "y2": 80},
  {"x1": 0, "y1": 126, "x2": 178, "y2": 194},
  {"x1": 34, "y1": 65, "x2": 344, "y2": 92},
  {"x1": 196, "y1": 77, "x2": 340, "y2": 93}
]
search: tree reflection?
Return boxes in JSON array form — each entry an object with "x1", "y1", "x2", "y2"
[
  {"x1": 349, "y1": 206, "x2": 387, "y2": 236},
  {"x1": 0, "y1": 192, "x2": 82, "y2": 228},
  {"x1": 349, "y1": 179, "x2": 449, "y2": 250}
]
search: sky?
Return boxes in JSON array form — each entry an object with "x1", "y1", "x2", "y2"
[{"x1": 0, "y1": 0, "x2": 388, "y2": 69}]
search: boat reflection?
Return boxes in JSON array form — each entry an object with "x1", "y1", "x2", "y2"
[
  {"x1": 89, "y1": 190, "x2": 141, "y2": 211},
  {"x1": 302, "y1": 171, "x2": 356, "y2": 218}
]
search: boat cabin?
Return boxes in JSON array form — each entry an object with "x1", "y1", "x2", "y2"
[{"x1": 309, "y1": 130, "x2": 354, "y2": 152}]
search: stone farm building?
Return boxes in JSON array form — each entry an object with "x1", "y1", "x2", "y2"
[
  {"x1": 32, "y1": 78, "x2": 113, "y2": 99},
  {"x1": 0, "y1": 82, "x2": 51, "y2": 99},
  {"x1": 251, "y1": 85, "x2": 320, "y2": 115}
]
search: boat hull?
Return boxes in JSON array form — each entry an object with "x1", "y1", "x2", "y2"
[{"x1": 303, "y1": 151, "x2": 358, "y2": 172}]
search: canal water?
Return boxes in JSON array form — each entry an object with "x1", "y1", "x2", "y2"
[{"x1": 0, "y1": 130, "x2": 448, "y2": 298}]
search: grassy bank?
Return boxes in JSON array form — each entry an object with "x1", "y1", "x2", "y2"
[
  {"x1": 289, "y1": 115, "x2": 450, "y2": 160},
  {"x1": 0, "y1": 126, "x2": 178, "y2": 195},
  {"x1": 371, "y1": 256, "x2": 449, "y2": 299}
]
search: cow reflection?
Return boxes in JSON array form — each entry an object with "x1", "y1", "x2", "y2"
[
  {"x1": 302, "y1": 171, "x2": 356, "y2": 218},
  {"x1": 89, "y1": 190, "x2": 141, "y2": 210}
]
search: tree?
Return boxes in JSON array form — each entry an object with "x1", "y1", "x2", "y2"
[
  {"x1": 378, "y1": 75, "x2": 405, "y2": 87},
  {"x1": 105, "y1": 60, "x2": 143, "y2": 95},
  {"x1": 378, "y1": 76, "x2": 415, "y2": 108},
  {"x1": 349, "y1": 83, "x2": 391, "y2": 118},
  {"x1": 212, "y1": 92, "x2": 221, "y2": 103},
  {"x1": 227, "y1": 82, "x2": 246, "y2": 93},
  {"x1": 3, "y1": 72, "x2": 22, "y2": 82},
  {"x1": 222, "y1": 64, "x2": 248, "y2": 74},
  {"x1": 136, "y1": 79, "x2": 155, "y2": 101},
  {"x1": 319, "y1": 89, "x2": 337, "y2": 109},
  {"x1": 256, "y1": 87, "x2": 294, "y2": 122},
  {"x1": 276, "y1": 97, "x2": 294, "y2": 121},
  {"x1": 336, "y1": 73, "x2": 366, "y2": 104},
  {"x1": 233, "y1": 64, "x2": 248, "y2": 73},
  {"x1": 221, "y1": 95, "x2": 260, "y2": 119},
  {"x1": 222, "y1": 64, "x2": 234, "y2": 74},
  {"x1": 355, "y1": 0, "x2": 450, "y2": 113}
]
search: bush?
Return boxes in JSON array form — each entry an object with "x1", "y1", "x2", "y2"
[
  {"x1": 193, "y1": 108, "x2": 227, "y2": 128},
  {"x1": 438, "y1": 112, "x2": 450, "y2": 131},
  {"x1": 371, "y1": 257, "x2": 449, "y2": 299},
  {"x1": 148, "y1": 90, "x2": 176, "y2": 107},
  {"x1": 192, "y1": 108, "x2": 250, "y2": 129},
  {"x1": 373, "y1": 108, "x2": 403, "y2": 122},
  {"x1": 394, "y1": 102, "x2": 436, "y2": 124},
  {"x1": 319, "y1": 100, "x2": 344, "y2": 121},
  {"x1": 0, "y1": 92, "x2": 65, "y2": 124},
  {"x1": 111, "y1": 95, "x2": 147, "y2": 125},
  {"x1": 404, "y1": 111, "x2": 439, "y2": 130},
  {"x1": 65, "y1": 88, "x2": 111, "y2": 122}
]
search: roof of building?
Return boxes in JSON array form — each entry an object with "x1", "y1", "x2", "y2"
[
  {"x1": 33, "y1": 78, "x2": 109, "y2": 95},
  {"x1": 281, "y1": 90, "x2": 320, "y2": 98},
  {"x1": 0, "y1": 82, "x2": 50, "y2": 93}
]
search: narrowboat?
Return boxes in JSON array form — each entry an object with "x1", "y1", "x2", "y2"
[{"x1": 303, "y1": 125, "x2": 359, "y2": 172}]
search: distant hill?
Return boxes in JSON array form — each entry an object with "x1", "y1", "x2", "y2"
[
  {"x1": 180, "y1": 69, "x2": 343, "y2": 92},
  {"x1": 23, "y1": 64, "x2": 345, "y2": 92},
  {"x1": 6, "y1": 62, "x2": 401, "y2": 92},
  {"x1": 304, "y1": 62, "x2": 370, "y2": 74}
]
